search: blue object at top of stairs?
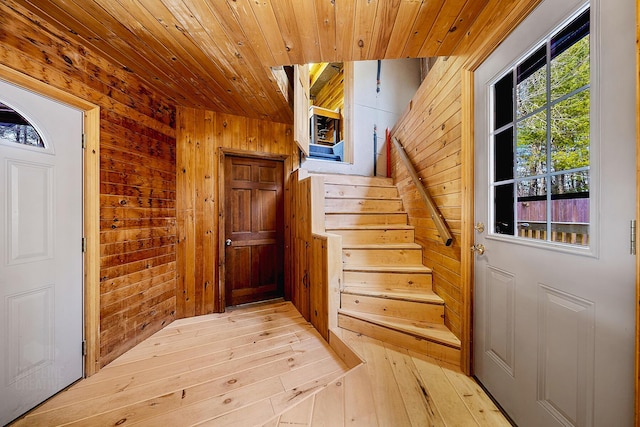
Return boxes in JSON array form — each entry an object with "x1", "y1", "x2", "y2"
[{"x1": 309, "y1": 142, "x2": 343, "y2": 162}]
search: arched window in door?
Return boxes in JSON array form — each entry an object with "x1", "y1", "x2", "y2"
[{"x1": 0, "y1": 101, "x2": 44, "y2": 148}]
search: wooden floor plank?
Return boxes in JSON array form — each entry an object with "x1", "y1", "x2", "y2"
[
  {"x1": 343, "y1": 364, "x2": 379, "y2": 426},
  {"x1": 270, "y1": 369, "x2": 349, "y2": 415},
  {"x1": 23, "y1": 350, "x2": 298, "y2": 426},
  {"x1": 14, "y1": 302, "x2": 352, "y2": 427},
  {"x1": 110, "y1": 316, "x2": 309, "y2": 363},
  {"x1": 131, "y1": 377, "x2": 283, "y2": 426},
  {"x1": 196, "y1": 398, "x2": 276, "y2": 426},
  {"x1": 310, "y1": 377, "x2": 346, "y2": 426},
  {"x1": 13, "y1": 302, "x2": 511, "y2": 427},
  {"x1": 409, "y1": 351, "x2": 481, "y2": 427},
  {"x1": 76, "y1": 331, "x2": 305, "y2": 391},
  {"x1": 437, "y1": 360, "x2": 511, "y2": 426},
  {"x1": 36, "y1": 343, "x2": 296, "y2": 415},
  {"x1": 270, "y1": 394, "x2": 314, "y2": 426},
  {"x1": 279, "y1": 355, "x2": 348, "y2": 391},
  {"x1": 384, "y1": 343, "x2": 446, "y2": 426},
  {"x1": 355, "y1": 334, "x2": 412, "y2": 426},
  {"x1": 151, "y1": 303, "x2": 297, "y2": 339}
]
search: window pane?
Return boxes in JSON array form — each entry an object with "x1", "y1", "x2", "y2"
[
  {"x1": 551, "y1": 171, "x2": 589, "y2": 245},
  {"x1": 517, "y1": 110, "x2": 547, "y2": 178},
  {"x1": 517, "y1": 178, "x2": 547, "y2": 241},
  {"x1": 0, "y1": 102, "x2": 44, "y2": 148},
  {"x1": 550, "y1": 90, "x2": 589, "y2": 173},
  {"x1": 517, "y1": 45, "x2": 547, "y2": 117},
  {"x1": 494, "y1": 127, "x2": 514, "y2": 182},
  {"x1": 551, "y1": 34, "x2": 589, "y2": 100},
  {"x1": 494, "y1": 184, "x2": 514, "y2": 235},
  {"x1": 494, "y1": 73, "x2": 513, "y2": 129}
]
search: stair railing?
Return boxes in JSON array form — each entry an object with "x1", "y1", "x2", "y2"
[{"x1": 392, "y1": 137, "x2": 453, "y2": 246}]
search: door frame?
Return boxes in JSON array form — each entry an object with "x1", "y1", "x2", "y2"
[
  {"x1": 218, "y1": 148, "x2": 288, "y2": 310},
  {"x1": 460, "y1": 0, "x2": 640, "y2": 419},
  {"x1": 0, "y1": 64, "x2": 101, "y2": 377}
]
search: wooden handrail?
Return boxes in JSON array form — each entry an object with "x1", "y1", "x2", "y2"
[{"x1": 392, "y1": 137, "x2": 453, "y2": 246}]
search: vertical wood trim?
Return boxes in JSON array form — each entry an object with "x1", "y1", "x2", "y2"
[
  {"x1": 460, "y1": 68, "x2": 475, "y2": 376},
  {"x1": 218, "y1": 148, "x2": 226, "y2": 310},
  {"x1": 0, "y1": 64, "x2": 101, "y2": 377},
  {"x1": 293, "y1": 64, "x2": 310, "y2": 156},
  {"x1": 343, "y1": 62, "x2": 355, "y2": 164},
  {"x1": 83, "y1": 107, "x2": 100, "y2": 376},
  {"x1": 635, "y1": 0, "x2": 640, "y2": 421}
]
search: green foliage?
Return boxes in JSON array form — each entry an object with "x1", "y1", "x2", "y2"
[{"x1": 515, "y1": 35, "x2": 590, "y2": 195}]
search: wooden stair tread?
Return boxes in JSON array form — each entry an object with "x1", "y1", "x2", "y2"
[
  {"x1": 338, "y1": 309, "x2": 460, "y2": 348},
  {"x1": 325, "y1": 210, "x2": 407, "y2": 215},
  {"x1": 326, "y1": 224, "x2": 414, "y2": 231},
  {"x1": 343, "y1": 264, "x2": 432, "y2": 273},
  {"x1": 309, "y1": 172, "x2": 393, "y2": 187},
  {"x1": 342, "y1": 287, "x2": 444, "y2": 304},
  {"x1": 325, "y1": 196, "x2": 401, "y2": 201},
  {"x1": 342, "y1": 243, "x2": 422, "y2": 250}
]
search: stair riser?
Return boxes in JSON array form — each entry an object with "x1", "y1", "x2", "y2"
[
  {"x1": 325, "y1": 199, "x2": 404, "y2": 213},
  {"x1": 321, "y1": 175, "x2": 393, "y2": 187},
  {"x1": 338, "y1": 314, "x2": 460, "y2": 366},
  {"x1": 341, "y1": 294, "x2": 444, "y2": 324},
  {"x1": 343, "y1": 271, "x2": 433, "y2": 290},
  {"x1": 325, "y1": 213, "x2": 408, "y2": 227},
  {"x1": 343, "y1": 248, "x2": 422, "y2": 266},
  {"x1": 325, "y1": 184, "x2": 399, "y2": 199},
  {"x1": 329, "y1": 229, "x2": 414, "y2": 245}
]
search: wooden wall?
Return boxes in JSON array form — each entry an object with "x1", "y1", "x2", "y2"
[
  {"x1": 176, "y1": 107, "x2": 297, "y2": 317},
  {"x1": 0, "y1": 2, "x2": 178, "y2": 368},
  {"x1": 390, "y1": 0, "x2": 542, "y2": 361}
]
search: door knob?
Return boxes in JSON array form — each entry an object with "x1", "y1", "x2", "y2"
[
  {"x1": 471, "y1": 244, "x2": 485, "y2": 255},
  {"x1": 474, "y1": 222, "x2": 485, "y2": 233},
  {"x1": 225, "y1": 239, "x2": 232, "y2": 247}
]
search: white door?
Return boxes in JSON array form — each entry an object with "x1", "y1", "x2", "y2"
[
  {"x1": 473, "y1": 0, "x2": 635, "y2": 426},
  {"x1": 0, "y1": 80, "x2": 83, "y2": 424}
]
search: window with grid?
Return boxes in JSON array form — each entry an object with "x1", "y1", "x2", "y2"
[{"x1": 491, "y1": 7, "x2": 590, "y2": 247}]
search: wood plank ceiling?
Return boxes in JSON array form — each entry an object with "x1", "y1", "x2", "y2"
[{"x1": 14, "y1": 0, "x2": 490, "y2": 123}]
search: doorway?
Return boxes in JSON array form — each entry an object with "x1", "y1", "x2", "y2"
[
  {"x1": 0, "y1": 79, "x2": 84, "y2": 425},
  {"x1": 223, "y1": 155, "x2": 285, "y2": 307},
  {"x1": 473, "y1": 0, "x2": 635, "y2": 425}
]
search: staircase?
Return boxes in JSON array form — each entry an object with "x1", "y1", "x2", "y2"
[
  {"x1": 321, "y1": 173, "x2": 461, "y2": 365},
  {"x1": 308, "y1": 142, "x2": 344, "y2": 162}
]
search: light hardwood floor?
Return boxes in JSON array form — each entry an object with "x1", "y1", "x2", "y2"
[
  {"x1": 267, "y1": 328, "x2": 512, "y2": 426},
  {"x1": 12, "y1": 300, "x2": 510, "y2": 426}
]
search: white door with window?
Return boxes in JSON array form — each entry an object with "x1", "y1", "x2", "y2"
[
  {"x1": 0, "y1": 80, "x2": 83, "y2": 424},
  {"x1": 474, "y1": 0, "x2": 635, "y2": 425}
]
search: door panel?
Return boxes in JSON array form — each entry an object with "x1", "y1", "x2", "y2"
[
  {"x1": 225, "y1": 156, "x2": 284, "y2": 306},
  {"x1": 473, "y1": 0, "x2": 635, "y2": 425},
  {"x1": 0, "y1": 80, "x2": 83, "y2": 425}
]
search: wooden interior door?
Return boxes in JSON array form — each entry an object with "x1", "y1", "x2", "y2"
[{"x1": 224, "y1": 156, "x2": 284, "y2": 306}]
